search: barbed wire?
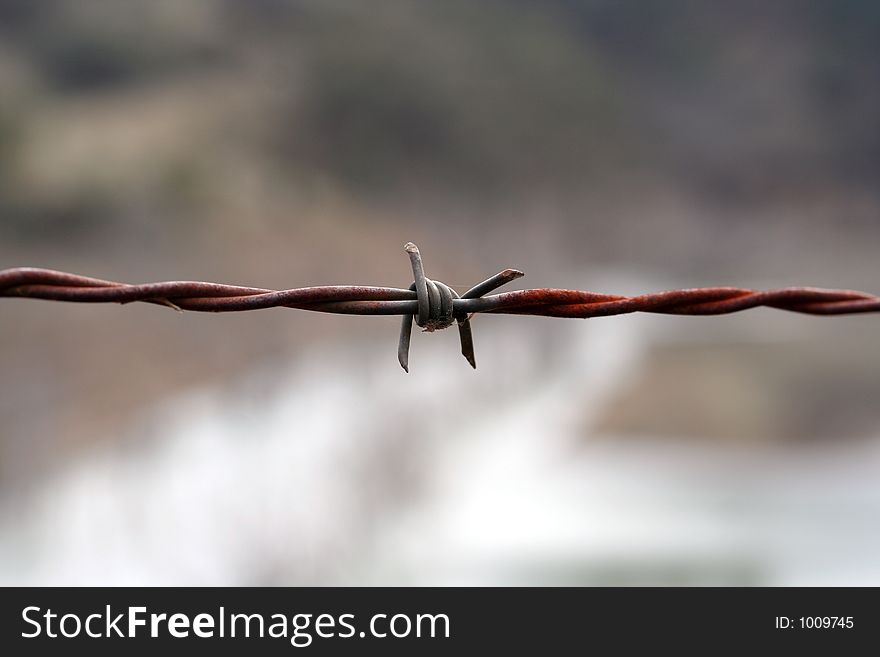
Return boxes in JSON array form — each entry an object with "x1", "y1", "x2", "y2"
[{"x1": 2, "y1": 242, "x2": 878, "y2": 370}]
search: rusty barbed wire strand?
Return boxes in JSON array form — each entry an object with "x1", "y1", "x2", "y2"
[{"x1": 2, "y1": 242, "x2": 879, "y2": 370}]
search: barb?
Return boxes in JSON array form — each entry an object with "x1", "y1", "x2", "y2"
[{"x1": 2, "y1": 242, "x2": 878, "y2": 371}]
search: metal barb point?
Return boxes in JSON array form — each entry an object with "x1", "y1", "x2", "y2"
[{"x1": 397, "y1": 242, "x2": 523, "y2": 373}]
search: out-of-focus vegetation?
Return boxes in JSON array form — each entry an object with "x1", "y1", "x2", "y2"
[{"x1": 1, "y1": 0, "x2": 878, "y2": 261}]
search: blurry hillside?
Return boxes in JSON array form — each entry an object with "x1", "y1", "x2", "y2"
[
  {"x1": 2, "y1": 1, "x2": 878, "y2": 268},
  {"x1": 1, "y1": 1, "x2": 879, "y2": 491}
]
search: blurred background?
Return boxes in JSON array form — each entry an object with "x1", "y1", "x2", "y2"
[{"x1": 1, "y1": 0, "x2": 879, "y2": 585}]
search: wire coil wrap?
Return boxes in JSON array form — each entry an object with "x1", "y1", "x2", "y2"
[{"x1": 397, "y1": 242, "x2": 524, "y2": 371}]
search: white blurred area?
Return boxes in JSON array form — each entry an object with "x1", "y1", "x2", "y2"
[{"x1": 2, "y1": 273, "x2": 879, "y2": 587}]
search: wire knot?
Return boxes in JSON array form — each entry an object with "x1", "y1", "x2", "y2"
[
  {"x1": 405, "y1": 243, "x2": 459, "y2": 332},
  {"x1": 397, "y1": 242, "x2": 524, "y2": 373}
]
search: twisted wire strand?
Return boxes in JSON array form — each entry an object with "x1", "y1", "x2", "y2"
[
  {"x1": 2, "y1": 242, "x2": 878, "y2": 370},
  {"x1": 3, "y1": 267, "x2": 877, "y2": 316}
]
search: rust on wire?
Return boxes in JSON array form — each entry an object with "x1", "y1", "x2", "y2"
[{"x1": 2, "y1": 242, "x2": 879, "y2": 371}]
